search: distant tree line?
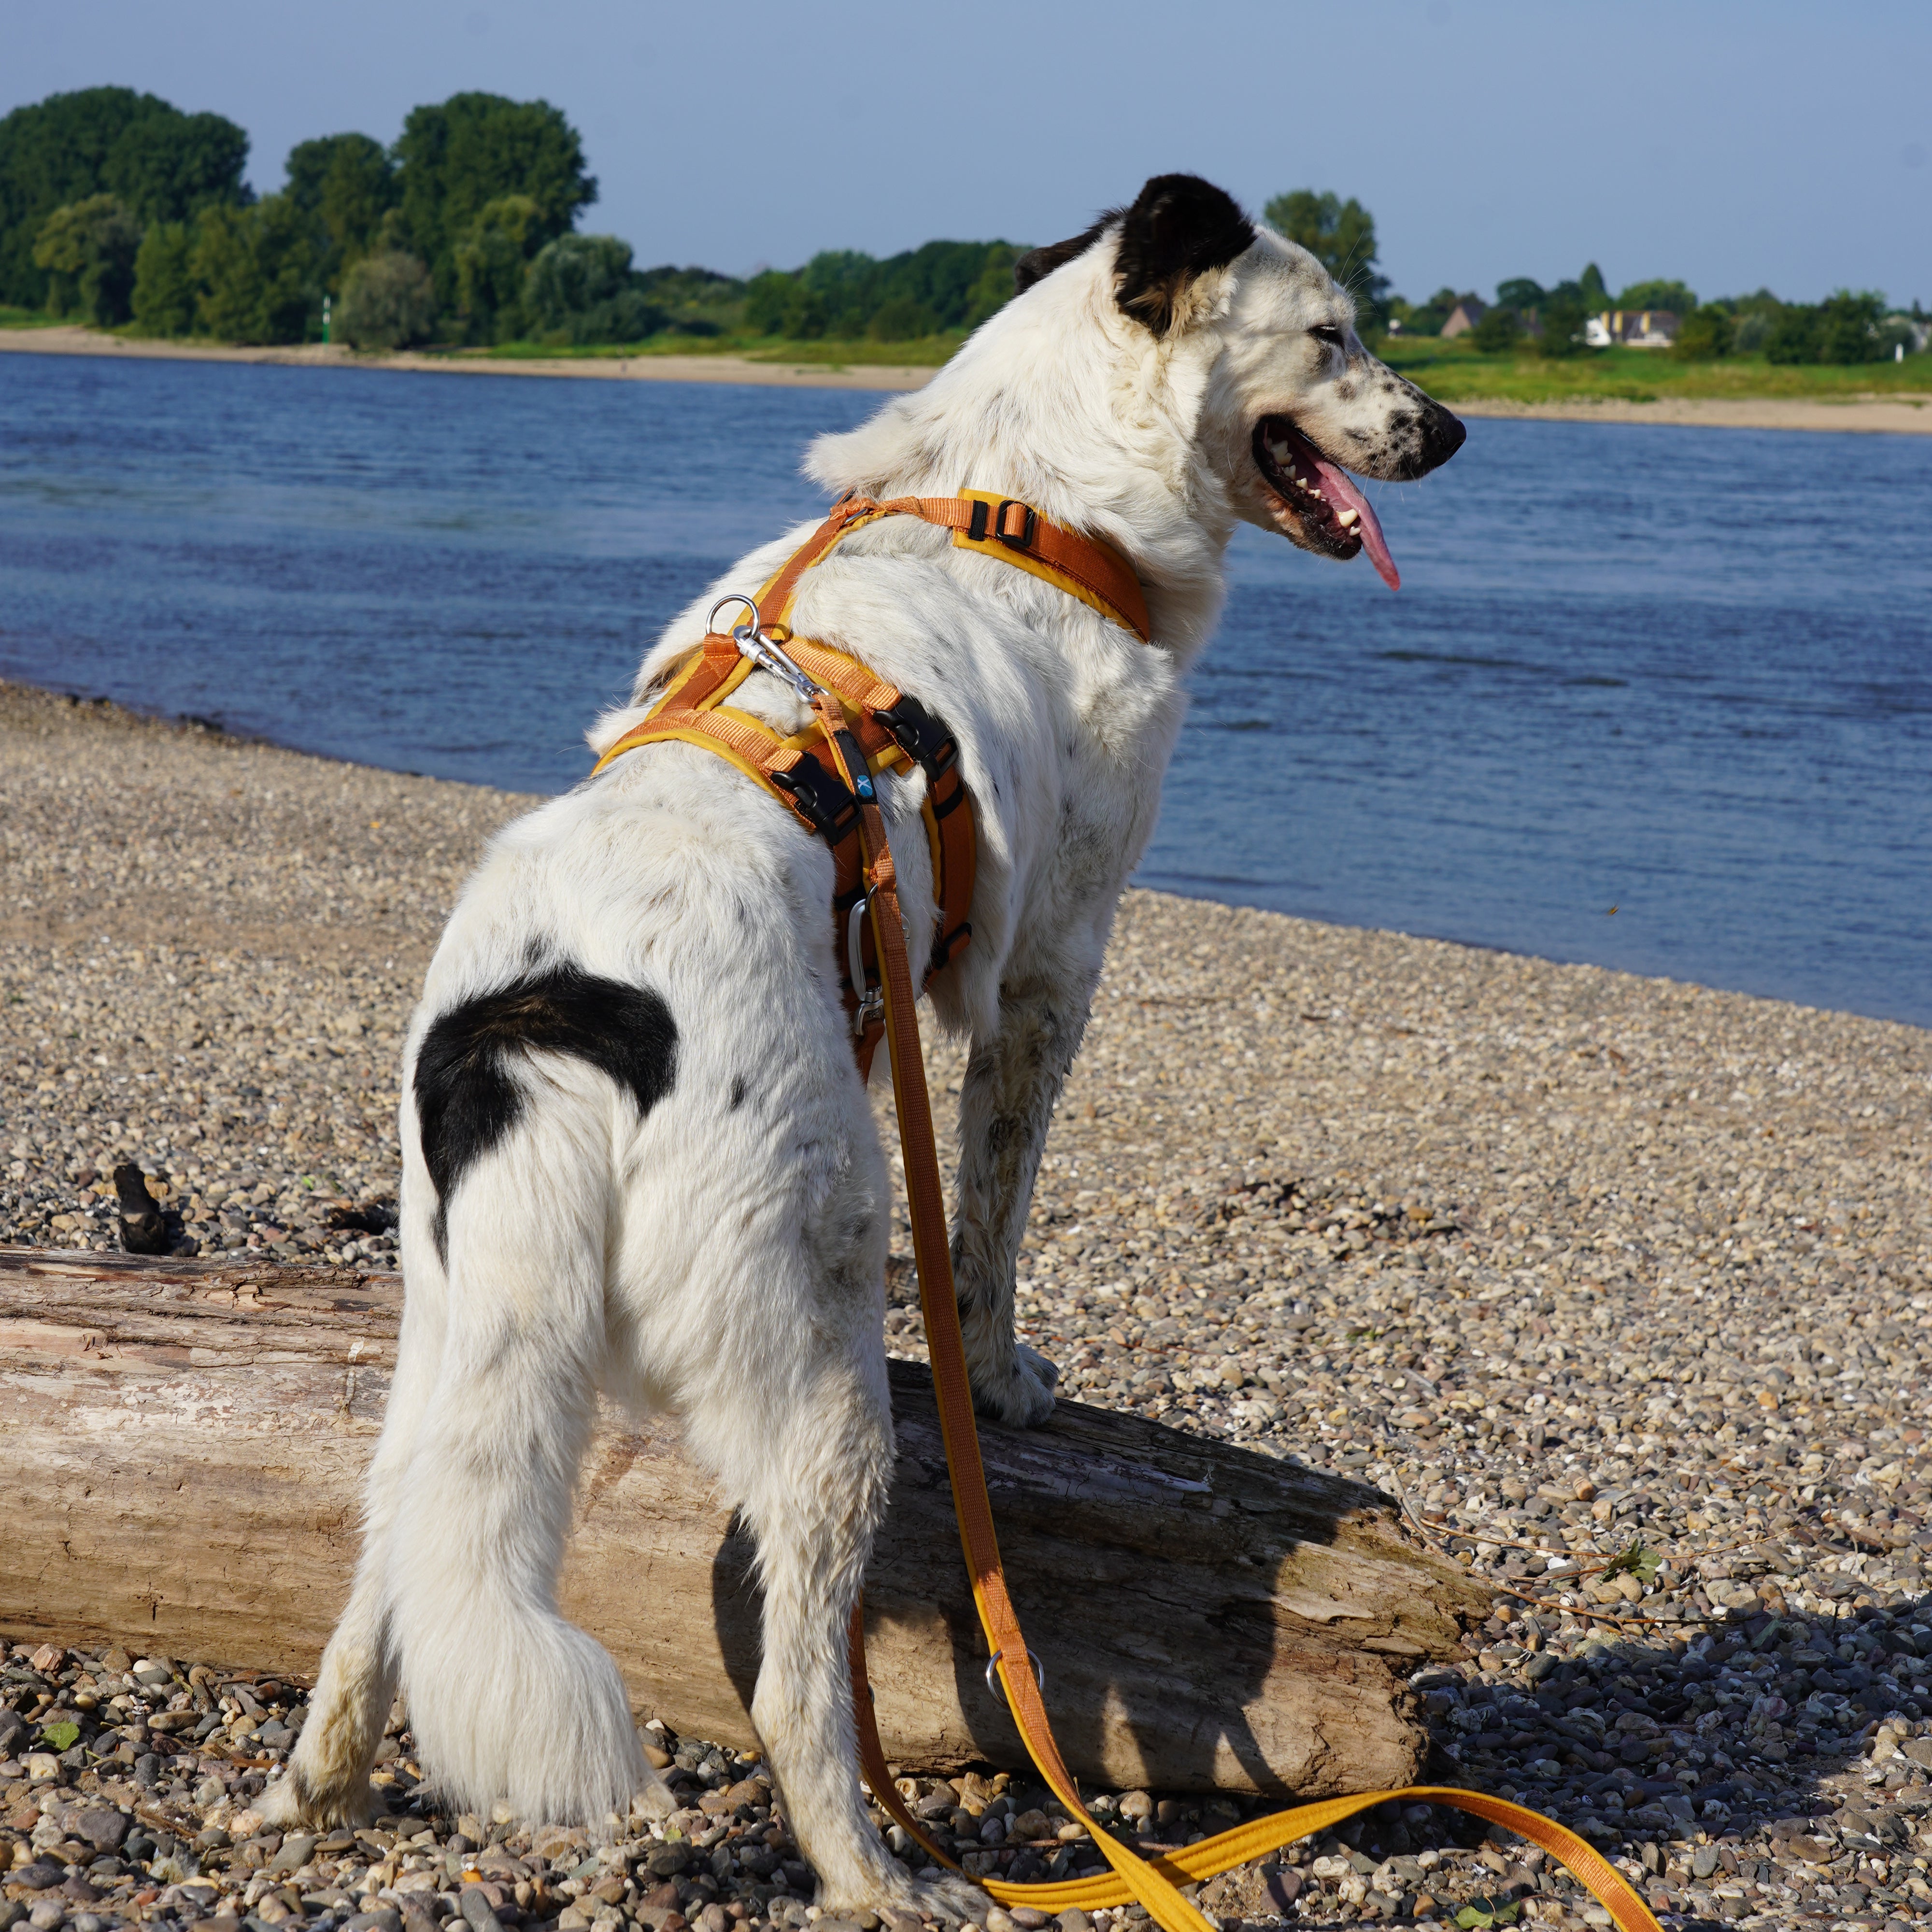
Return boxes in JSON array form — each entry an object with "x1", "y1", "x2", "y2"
[
  {"x1": 0, "y1": 87, "x2": 1024, "y2": 352},
  {"x1": 5, "y1": 112, "x2": 1920, "y2": 365},
  {"x1": 1265, "y1": 185, "x2": 1923, "y2": 366}
]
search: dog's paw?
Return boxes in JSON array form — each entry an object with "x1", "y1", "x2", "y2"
[
  {"x1": 256, "y1": 1766, "x2": 377, "y2": 1832},
  {"x1": 819, "y1": 1863, "x2": 985, "y2": 1927},
  {"x1": 969, "y1": 1344, "x2": 1058, "y2": 1427}
]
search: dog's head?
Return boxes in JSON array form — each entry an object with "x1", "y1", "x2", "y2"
[{"x1": 1015, "y1": 174, "x2": 1465, "y2": 590}]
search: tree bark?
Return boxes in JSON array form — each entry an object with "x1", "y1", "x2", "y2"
[{"x1": 0, "y1": 1248, "x2": 1486, "y2": 1796}]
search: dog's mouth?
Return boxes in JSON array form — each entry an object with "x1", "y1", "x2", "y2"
[{"x1": 1252, "y1": 417, "x2": 1400, "y2": 591}]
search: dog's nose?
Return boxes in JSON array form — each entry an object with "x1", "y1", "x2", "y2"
[{"x1": 1433, "y1": 408, "x2": 1467, "y2": 462}]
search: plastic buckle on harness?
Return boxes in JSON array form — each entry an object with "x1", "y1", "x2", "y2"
[
  {"x1": 993, "y1": 499, "x2": 1037, "y2": 551},
  {"x1": 769, "y1": 752, "x2": 860, "y2": 845},
  {"x1": 872, "y1": 694, "x2": 958, "y2": 781}
]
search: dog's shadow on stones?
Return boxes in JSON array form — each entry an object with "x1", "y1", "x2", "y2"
[{"x1": 710, "y1": 1360, "x2": 1416, "y2": 1814}]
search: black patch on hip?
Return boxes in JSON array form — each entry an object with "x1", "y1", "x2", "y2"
[{"x1": 414, "y1": 965, "x2": 677, "y2": 1262}]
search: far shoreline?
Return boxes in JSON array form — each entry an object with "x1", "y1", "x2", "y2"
[{"x1": 5, "y1": 323, "x2": 1931, "y2": 432}]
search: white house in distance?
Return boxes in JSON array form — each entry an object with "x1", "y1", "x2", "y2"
[{"x1": 1585, "y1": 309, "x2": 1681, "y2": 348}]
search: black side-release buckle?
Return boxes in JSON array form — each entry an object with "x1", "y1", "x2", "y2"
[
  {"x1": 769, "y1": 752, "x2": 860, "y2": 845},
  {"x1": 873, "y1": 693, "x2": 958, "y2": 782},
  {"x1": 966, "y1": 497, "x2": 1037, "y2": 551}
]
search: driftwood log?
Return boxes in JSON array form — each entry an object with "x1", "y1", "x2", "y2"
[{"x1": 0, "y1": 1248, "x2": 1486, "y2": 1796}]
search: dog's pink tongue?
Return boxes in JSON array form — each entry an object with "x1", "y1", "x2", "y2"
[{"x1": 1307, "y1": 454, "x2": 1400, "y2": 591}]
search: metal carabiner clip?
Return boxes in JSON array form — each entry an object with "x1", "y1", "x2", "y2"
[
  {"x1": 847, "y1": 895, "x2": 883, "y2": 1036},
  {"x1": 984, "y1": 1648, "x2": 1046, "y2": 1709},
  {"x1": 708, "y1": 594, "x2": 825, "y2": 702}
]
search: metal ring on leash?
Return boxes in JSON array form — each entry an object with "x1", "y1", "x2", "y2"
[{"x1": 984, "y1": 1648, "x2": 1045, "y2": 1708}]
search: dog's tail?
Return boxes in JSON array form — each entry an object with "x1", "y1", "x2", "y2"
[{"x1": 386, "y1": 966, "x2": 678, "y2": 1824}]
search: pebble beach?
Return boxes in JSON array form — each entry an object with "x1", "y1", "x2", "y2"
[{"x1": 3, "y1": 677, "x2": 1931, "y2": 1932}]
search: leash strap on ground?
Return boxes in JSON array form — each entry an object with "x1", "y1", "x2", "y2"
[{"x1": 818, "y1": 702, "x2": 1662, "y2": 1932}]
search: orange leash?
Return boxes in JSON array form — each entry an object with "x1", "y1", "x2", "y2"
[{"x1": 810, "y1": 721, "x2": 1663, "y2": 1932}]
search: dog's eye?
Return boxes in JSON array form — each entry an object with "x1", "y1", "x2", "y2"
[{"x1": 1311, "y1": 323, "x2": 1346, "y2": 350}]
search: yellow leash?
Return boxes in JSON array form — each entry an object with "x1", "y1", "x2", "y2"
[{"x1": 812, "y1": 718, "x2": 1665, "y2": 1932}]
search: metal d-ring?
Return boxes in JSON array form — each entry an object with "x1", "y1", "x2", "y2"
[
  {"x1": 984, "y1": 1648, "x2": 1046, "y2": 1708},
  {"x1": 707, "y1": 593, "x2": 762, "y2": 639},
  {"x1": 708, "y1": 592, "x2": 825, "y2": 702}
]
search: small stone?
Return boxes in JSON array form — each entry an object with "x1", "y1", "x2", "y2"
[
  {"x1": 73, "y1": 1811, "x2": 127, "y2": 1854},
  {"x1": 461, "y1": 1886, "x2": 504, "y2": 1932}
]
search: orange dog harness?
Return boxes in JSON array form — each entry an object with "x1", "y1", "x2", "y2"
[
  {"x1": 597, "y1": 494, "x2": 1660, "y2": 1932},
  {"x1": 593, "y1": 490, "x2": 1147, "y2": 1074}
]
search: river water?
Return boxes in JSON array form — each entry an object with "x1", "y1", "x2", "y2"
[{"x1": 1, "y1": 352, "x2": 1926, "y2": 1026}]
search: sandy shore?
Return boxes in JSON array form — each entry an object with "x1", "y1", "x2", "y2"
[
  {"x1": 8, "y1": 324, "x2": 1931, "y2": 428},
  {"x1": 0, "y1": 323, "x2": 932, "y2": 391},
  {"x1": 1454, "y1": 393, "x2": 1932, "y2": 436},
  {"x1": 3, "y1": 680, "x2": 1930, "y2": 1924}
]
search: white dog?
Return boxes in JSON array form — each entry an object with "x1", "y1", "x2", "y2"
[{"x1": 264, "y1": 175, "x2": 1463, "y2": 1918}]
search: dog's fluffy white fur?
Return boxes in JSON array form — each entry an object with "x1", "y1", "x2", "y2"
[{"x1": 265, "y1": 177, "x2": 1462, "y2": 1918}]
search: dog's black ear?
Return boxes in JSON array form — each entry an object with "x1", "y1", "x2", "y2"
[
  {"x1": 1013, "y1": 218, "x2": 1113, "y2": 295},
  {"x1": 1112, "y1": 174, "x2": 1255, "y2": 334}
]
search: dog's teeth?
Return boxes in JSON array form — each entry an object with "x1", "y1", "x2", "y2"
[{"x1": 1336, "y1": 507, "x2": 1360, "y2": 527}]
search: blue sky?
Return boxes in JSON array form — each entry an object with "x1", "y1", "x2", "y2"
[{"x1": 6, "y1": 0, "x2": 1928, "y2": 306}]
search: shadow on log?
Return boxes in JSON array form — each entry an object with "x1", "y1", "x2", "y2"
[{"x1": 0, "y1": 1248, "x2": 1487, "y2": 1795}]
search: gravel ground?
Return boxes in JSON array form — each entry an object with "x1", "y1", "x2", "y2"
[{"x1": 3, "y1": 679, "x2": 1931, "y2": 1932}]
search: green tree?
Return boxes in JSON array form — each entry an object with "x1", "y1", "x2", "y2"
[
  {"x1": 453, "y1": 194, "x2": 545, "y2": 341},
  {"x1": 523, "y1": 232, "x2": 661, "y2": 343},
  {"x1": 284, "y1": 132, "x2": 396, "y2": 294},
  {"x1": 1578, "y1": 262, "x2": 1609, "y2": 309},
  {"x1": 1815, "y1": 289, "x2": 1886, "y2": 364},
  {"x1": 1263, "y1": 189, "x2": 1389, "y2": 315},
  {"x1": 32, "y1": 195, "x2": 142, "y2": 323},
  {"x1": 130, "y1": 220, "x2": 197, "y2": 335},
  {"x1": 1534, "y1": 285, "x2": 1590, "y2": 358},
  {"x1": 867, "y1": 295, "x2": 938, "y2": 341},
  {"x1": 744, "y1": 269, "x2": 826, "y2": 339},
  {"x1": 392, "y1": 93, "x2": 595, "y2": 309},
  {"x1": 1672, "y1": 304, "x2": 1735, "y2": 360},
  {"x1": 1495, "y1": 277, "x2": 1545, "y2": 311},
  {"x1": 189, "y1": 194, "x2": 318, "y2": 344},
  {"x1": 1764, "y1": 304, "x2": 1820, "y2": 364},
  {"x1": 1615, "y1": 277, "x2": 1697, "y2": 315},
  {"x1": 0, "y1": 86, "x2": 248, "y2": 307},
  {"x1": 1471, "y1": 306, "x2": 1521, "y2": 354},
  {"x1": 337, "y1": 249, "x2": 437, "y2": 349}
]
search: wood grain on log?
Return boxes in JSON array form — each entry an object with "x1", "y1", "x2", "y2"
[{"x1": 0, "y1": 1247, "x2": 1486, "y2": 1795}]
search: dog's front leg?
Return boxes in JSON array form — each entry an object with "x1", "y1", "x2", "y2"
[{"x1": 951, "y1": 972, "x2": 1092, "y2": 1426}]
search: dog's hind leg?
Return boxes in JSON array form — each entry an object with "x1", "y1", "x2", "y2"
[
  {"x1": 696, "y1": 1350, "x2": 980, "y2": 1926},
  {"x1": 263, "y1": 1142, "x2": 448, "y2": 1829},
  {"x1": 382, "y1": 1087, "x2": 668, "y2": 1829}
]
